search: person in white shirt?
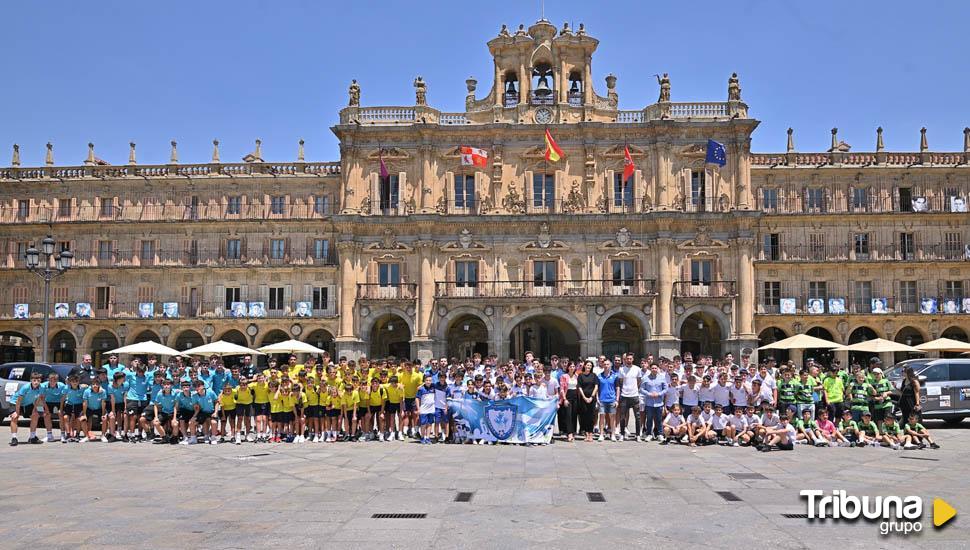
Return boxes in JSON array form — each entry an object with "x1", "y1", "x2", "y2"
[
  {"x1": 663, "y1": 374, "x2": 681, "y2": 412},
  {"x1": 728, "y1": 376, "x2": 748, "y2": 414},
  {"x1": 617, "y1": 355, "x2": 642, "y2": 439},
  {"x1": 710, "y1": 403, "x2": 730, "y2": 442},
  {"x1": 661, "y1": 403, "x2": 686, "y2": 445},
  {"x1": 687, "y1": 404, "x2": 716, "y2": 446},
  {"x1": 741, "y1": 406, "x2": 761, "y2": 445},
  {"x1": 761, "y1": 414, "x2": 796, "y2": 452},
  {"x1": 724, "y1": 407, "x2": 747, "y2": 447},
  {"x1": 681, "y1": 375, "x2": 700, "y2": 411},
  {"x1": 698, "y1": 376, "x2": 715, "y2": 406},
  {"x1": 712, "y1": 373, "x2": 732, "y2": 410}
]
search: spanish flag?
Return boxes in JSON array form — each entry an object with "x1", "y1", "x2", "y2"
[{"x1": 544, "y1": 129, "x2": 564, "y2": 162}]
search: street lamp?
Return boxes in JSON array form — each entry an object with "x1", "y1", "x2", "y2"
[{"x1": 24, "y1": 235, "x2": 73, "y2": 362}]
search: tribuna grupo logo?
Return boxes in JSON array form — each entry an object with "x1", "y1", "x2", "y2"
[{"x1": 800, "y1": 490, "x2": 956, "y2": 536}]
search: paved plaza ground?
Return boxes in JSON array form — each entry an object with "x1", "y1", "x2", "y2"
[{"x1": 0, "y1": 421, "x2": 968, "y2": 550}]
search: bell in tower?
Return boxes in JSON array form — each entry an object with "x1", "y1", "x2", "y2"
[{"x1": 506, "y1": 79, "x2": 517, "y2": 95}]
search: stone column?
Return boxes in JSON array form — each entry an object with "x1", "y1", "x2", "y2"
[
  {"x1": 656, "y1": 239, "x2": 674, "y2": 338},
  {"x1": 415, "y1": 241, "x2": 435, "y2": 338},
  {"x1": 656, "y1": 142, "x2": 671, "y2": 210},
  {"x1": 736, "y1": 138, "x2": 753, "y2": 209},
  {"x1": 419, "y1": 144, "x2": 433, "y2": 212},
  {"x1": 737, "y1": 237, "x2": 756, "y2": 339},
  {"x1": 335, "y1": 241, "x2": 359, "y2": 341},
  {"x1": 493, "y1": 59, "x2": 502, "y2": 107}
]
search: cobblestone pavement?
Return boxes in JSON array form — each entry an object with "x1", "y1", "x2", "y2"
[{"x1": 0, "y1": 422, "x2": 968, "y2": 549}]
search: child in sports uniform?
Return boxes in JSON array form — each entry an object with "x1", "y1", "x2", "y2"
[
  {"x1": 151, "y1": 380, "x2": 177, "y2": 444},
  {"x1": 268, "y1": 381, "x2": 284, "y2": 443},
  {"x1": 233, "y1": 378, "x2": 254, "y2": 443},
  {"x1": 795, "y1": 408, "x2": 824, "y2": 446},
  {"x1": 710, "y1": 403, "x2": 729, "y2": 444},
  {"x1": 175, "y1": 381, "x2": 196, "y2": 444},
  {"x1": 740, "y1": 406, "x2": 761, "y2": 446},
  {"x1": 191, "y1": 380, "x2": 219, "y2": 444},
  {"x1": 902, "y1": 413, "x2": 939, "y2": 449},
  {"x1": 367, "y1": 378, "x2": 387, "y2": 441},
  {"x1": 880, "y1": 416, "x2": 903, "y2": 450},
  {"x1": 415, "y1": 375, "x2": 436, "y2": 444},
  {"x1": 686, "y1": 405, "x2": 713, "y2": 447},
  {"x1": 60, "y1": 375, "x2": 86, "y2": 442},
  {"x1": 384, "y1": 375, "x2": 404, "y2": 441},
  {"x1": 9, "y1": 372, "x2": 47, "y2": 445},
  {"x1": 661, "y1": 403, "x2": 687, "y2": 444},
  {"x1": 217, "y1": 384, "x2": 237, "y2": 443},
  {"x1": 723, "y1": 406, "x2": 747, "y2": 447},
  {"x1": 80, "y1": 378, "x2": 108, "y2": 442},
  {"x1": 251, "y1": 374, "x2": 271, "y2": 442},
  {"x1": 760, "y1": 414, "x2": 796, "y2": 452},
  {"x1": 303, "y1": 378, "x2": 321, "y2": 442},
  {"x1": 857, "y1": 411, "x2": 881, "y2": 447},
  {"x1": 106, "y1": 373, "x2": 129, "y2": 441}
]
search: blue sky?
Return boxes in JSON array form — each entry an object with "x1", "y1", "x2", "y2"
[{"x1": 3, "y1": 0, "x2": 968, "y2": 166}]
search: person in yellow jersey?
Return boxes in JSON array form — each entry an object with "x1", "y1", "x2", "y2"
[
  {"x1": 303, "y1": 377, "x2": 322, "y2": 442},
  {"x1": 285, "y1": 355, "x2": 304, "y2": 379},
  {"x1": 216, "y1": 384, "x2": 237, "y2": 444},
  {"x1": 268, "y1": 381, "x2": 284, "y2": 443},
  {"x1": 401, "y1": 361, "x2": 425, "y2": 439},
  {"x1": 286, "y1": 382, "x2": 305, "y2": 443},
  {"x1": 367, "y1": 377, "x2": 388, "y2": 441},
  {"x1": 340, "y1": 383, "x2": 358, "y2": 442},
  {"x1": 384, "y1": 375, "x2": 405, "y2": 441},
  {"x1": 322, "y1": 385, "x2": 340, "y2": 443},
  {"x1": 233, "y1": 377, "x2": 255, "y2": 443},
  {"x1": 324, "y1": 365, "x2": 341, "y2": 390},
  {"x1": 356, "y1": 378, "x2": 371, "y2": 441},
  {"x1": 250, "y1": 374, "x2": 272, "y2": 442}
]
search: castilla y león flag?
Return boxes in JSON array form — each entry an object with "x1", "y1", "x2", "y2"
[
  {"x1": 460, "y1": 146, "x2": 488, "y2": 168},
  {"x1": 544, "y1": 129, "x2": 564, "y2": 162}
]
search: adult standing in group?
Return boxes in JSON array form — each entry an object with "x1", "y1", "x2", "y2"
[
  {"x1": 639, "y1": 363, "x2": 667, "y2": 441},
  {"x1": 576, "y1": 360, "x2": 599, "y2": 443},
  {"x1": 597, "y1": 359, "x2": 620, "y2": 441},
  {"x1": 617, "y1": 353, "x2": 642, "y2": 440},
  {"x1": 898, "y1": 367, "x2": 922, "y2": 423},
  {"x1": 558, "y1": 362, "x2": 578, "y2": 441}
]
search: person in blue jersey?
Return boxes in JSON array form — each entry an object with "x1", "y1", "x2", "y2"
[
  {"x1": 8, "y1": 372, "x2": 46, "y2": 445},
  {"x1": 415, "y1": 375, "x2": 436, "y2": 444},
  {"x1": 102, "y1": 354, "x2": 126, "y2": 380},
  {"x1": 81, "y1": 378, "x2": 109, "y2": 442},
  {"x1": 596, "y1": 360, "x2": 620, "y2": 442},
  {"x1": 190, "y1": 380, "x2": 218, "y2": 445},
  {"x1": 141, "y1": 371, "x2": 167, "y2": 441},
  {"x1": 151, "y1": 379, "x2": 178, "y2": 444},
  {"x1": 124, "y1": 363, "x2": 152, "y2": 442},
  {"x1": 60, "y1": 374, "x2": 86, "y2": 442},
  {"x1": 432, "y1": 374, "x2": 451, "y2": 443},
  {"x1": 105, "y1": 372, "x2": 129, "y2": 441},
  {"x1": 41, "y1": 371, "x2": 67, "y2": 442},
  {"x1": 174, "y1": 381, "x2": 196, "y2": 444}
]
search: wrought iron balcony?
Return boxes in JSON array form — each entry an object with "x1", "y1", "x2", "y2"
[
  {"x1": 435, "y1": 279, "x2": 657, "y2": 299},
  {"x1": 357, "y1": 283, "x2": 417, "y2": 301},
  {"x1": 673, "y1": 281, "x2": 737, "y2": 299}
]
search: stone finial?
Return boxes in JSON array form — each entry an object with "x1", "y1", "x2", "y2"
[
  {"x1": 561, "y1": 22, "x2": 571, "y2": 35},
  {"x1": 211, "y1": 139, "x2": 220, "y2": 163},
  {"x1": 830, "y1": 128, "x2": 838, "y2": 151},
  {"x1": 919, "y1": 127, "x2": 928, "y2": 152},
  {"x1": 11, "y1": 144, "x2": 20, "y2": 166},
  {"x1": 605, "y1": 73, "x2": 617, "y2": 91},
  {"x1": 45, "y1": 142, "x2": 53, "y2": 166},
  {"x1": 127, "y1": 142, "x2": 137, "y2": 165},
  {"x1": 254, "y1": 139, "x2": 262, "y2": 160},
  {"x1": 964, "y1": 127, "x2": 970, "y2": 153},
  {"x1": 413, "y1": 76, "x2": 427, "y2": 106},
  {"x1": 348, "y1": 79, "x2": 360, "y2": 107},
  {"x1": 876, "y1": 127, "x2": 884, "y2": 152},
  {"x1": 515, "y1": 24, "x2": 526, "y2": 36},
  {"x1": 786, "y1": 128, "x2": 794, "y2": 152},
  {"x1": 577, "y1": 23, "x2": 586, "y2": 36},
  {"x1": 727, "y1": 72, "x2": 741, "y2": 101},
  {"x1": 84, "y1": 142, "x2": 96, "y2": 165},
  {"x1": 499, "y1": 24, "x2": 510, "y2": 37},
  {"x1": 465, "y1": 76, "x2": 477, "y2": 94},
  {"x1": 169, "y1": 141, "x2": 178, "y2": 164},
  {"x1": 297, "y1": 139, "x2": 305, "y2": 162}
]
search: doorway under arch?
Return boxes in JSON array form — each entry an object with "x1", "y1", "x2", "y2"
[
  {"x1": 847, "y1": 326, "x2": 879, "y2": 366},
  {"x1": 305, "y1": 329, "x2": 335, "y2": 358},
  {"x1": 805, "y1": 326, "x2": 837, "y2": 366},
  {"x1": 132, "y1": 330, "x2": 160, "y2": 344},
  {"x1": 259, "y1": 329, "x2": 291, "y2": 366},
  {"x1": 369, "y1": 314, "x2": 412, "y2": 359},
  {"x1": 508, "y1": 314, "x2": 580, "y2": 363},
  {"x1": 218, "y1": 329, "x2": 248, "y2": 346},
  {"x1": 0, "y1": 331, "x2": 34, "y2": 364},
  {"x1": 446, "y1": 315, "x2": 489, "y2": 360},
  {"x1": 601, "y1": 313, "x2": 644, "y2": 358},
  {"x1": 758, "y1": 327, "x2": 789, "y2": 364},
  {"x1": 894, "y1": 326, "x2": 926, "y2": 364},
  {"x1": 175, "y1": 330, "x2": 204, "y2": 352},
  {"x1": 50, "y1": 330, "x2": 76, "y2": 363},
  {"x1": 90, "y1": 330, "x2": 120, "y2": 368},
  {"x1": 679, "y1": 312, "x2": 724, "y2": 359}
]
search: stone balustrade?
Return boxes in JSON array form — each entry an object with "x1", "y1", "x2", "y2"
[{"x1": 0, "y1": 161, "x2": 341, "y2": 180}]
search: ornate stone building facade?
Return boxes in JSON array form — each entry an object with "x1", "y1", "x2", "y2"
[{"x1": 0, "y1": 19, "x2": 967, "y2": 366}]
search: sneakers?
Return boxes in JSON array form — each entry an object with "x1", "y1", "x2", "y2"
[
  {"x1": 28, "y1": 436, "x2": 42, "y2": 444},
  {"x1": 733, "y1": 441, "x2": 740, "y2": 447},
  {"x1": 179, "y1": 438, "x2": 189, "y2": 445},
  {"x1": 235, "y1": 434, "x2": 242, "y2": 445},
  {"x1": 101, "y1": 435, "x2": 109, "y2": 443},
  {"x1": 378, "y1": 432, "x2": 385, "y2": 442},
  {"x1": 659, "y1": 438, "x2": 669, "y2": 446},
  {"x1": 645, "y1": 435, "x2": 654, "y2": 442},
  {"x1": 903, "y1": 443, "x2": 916, "y2": 450},
  {"x1": 46, "y1": 433, "x2": 55, "y2": 443},
  {"x1": 246, "y1": 433, "x2": 255, "y2": 442},
  {"x1": 9, "y1": 437, "x2": 17, "y2": 447},
  {"x1": 598, "y1": 434, "x2": 605, "y2": 442},
  {"x1": 930, "y1": 442, "x2": 940, "y2": 449}
]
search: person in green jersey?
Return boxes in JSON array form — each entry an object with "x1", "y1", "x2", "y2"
[
  {"x1": 869, "y1": 367, "x2": 894, "y2": 426},
  {"x1": 838, "y1": 410, "x2": 862, "y2": 447},
  {"x1": 795, "y1": 369, "x2": 816, "y2": 418},
  {"x1": 857, "y1": 411, "x2": 881, "y2": 447},
  {"x1": 902, "y1": 412, "x2": 940, "y2": 449},
  {"x1": 821, "y1": 365, "x2": 846, "y2": 420},
  {"x1": 848, "y1": 371, "x2": 875, "y2": 422},
  {"x1": 880, "y1": 415, "x2": 903, "y2": 449},
  {"x1": 776, "y1": 369, "x2": 797, "y2": 417},
  {"x1": 795, "y1": 408, "x2": 825, "y2": 446}
]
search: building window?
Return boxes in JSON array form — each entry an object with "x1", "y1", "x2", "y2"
[
  {"x1": 899, "y1": 233, "x2": 915, "y2": 260},
  {"x1": 227, "y1": 196, "x2": 241, "y2": 215},
  {"x1": 100, "y1": 197, "x2": 114, "y2": 217},
  {"x1": 455, "y1": 175, "x2": 476, "y2": 209},
  {"x1": 224, "y1": 287, "x2": 240, "y2": 310},
  {"x1": 898, "y1": 187, "x2": 912, "y2": 212},
  {"x1": 853, "y1": 281, "x2": 872, "y2": 313},
  {"x1": 853, "y1": 233, "x2": 870, "y2": 258},
  {"x1": 97, "y1": 240, "x2": 113, "y2": 262},
  {"x1": 270, "y1": 239, "x2": 285, "y2": 260},
  {"x1": 379, "y1": 175, "x2": 399, "y2": 211},
  {"x1": 455, "y1": 260, "x2": 479, "y2": 287},
  {"x1": 312, "y1": 287, "x2": 329, "y2": 310},
  {"x1": 808, "y1": 281, "x2": 828, "y2": 301},
  {"x1": 139, "y1": 240, "x2": 155, "y2": 261},
  {"x1": 533, "y1": 260, "x2": 557, "y2": 287},
  {"x1": 898, "y1": 281, "x2": 917, "y2": 312},
  {"x1": 58, "y1": 198, "x2": 72, "y2": 217},
  {"x1": 691, "y1": 171, "x2": 707, "y2": 211},
  {"x1": 378, "y1": 263, "x2": 401, "y2": 286},
  {"x1": 17, "y1": 200, "x2": 29, "y2": 219},
  {"x1": 52, "y1": 286, "x2": 68, "y2": 304},
  {"x1": 806, "y1": 188, "x2": 825, "y2": 213},
  {"x1": 267, "y1": 287, "x2": 284, "y2": 311},
  {"x1": 612, "y1": 259, "x2": 635, "y2": 287},
  {"x1": 313, "y1": 239, "x2": 330, "y2": 261},
  {"x1": 851, "y1": 187, "x2": 869, "y2": 211},
  {"x1": 763, "y1": 233, "x2": 780, "y2": 261},
  {"x1": 690, "y1": 259, "x2": 713, "y2": 285},
  {"x1": 226, "y1": 239, "x2": 241, "y2": 260},
  {"x1": 944, "y1": 280, "x2": 964, "y2": 300},
  {"x1": 314, "y1": 195, "x2": 331, "y2": 215},
  {"x1": 761, "y1": 188, "x2": 778, "y2": 212},
  {"x1": 186, "y1": 196, "x2": 199, "y2": 220},
  {"x1": 270, "y1": 196, "x2": 285, "y2": 215},
  {"x1": 533, "y1": 173, "x2": 554, "y2": 208},
  {"x1": 809, "y1": 233, "x2": 825, "y2": 260},
  {"x1": 613, "y1": 173, "x2": 633, "y2": 207},
  {"x1": 763, "y1": 281, "x2": 781, "y2": 310},
  {"x1": 944, "y1": 232, "x2": 961, "y2": 259},
  {"x1": 96, "y1": 286, "x2": 111, "y2": 311}
]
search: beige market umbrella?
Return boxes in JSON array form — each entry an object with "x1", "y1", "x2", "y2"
[
  {"x1": 182, "y1": 340, "x2": 263, "y2": 357},
  {"x1": 914, "y1": 338, "x2": 970, "y2": 353},
  {"x1": 758, "y1": 333, "x2": 842, "y2": 351},
  {"x1": 836, "y1": 338, "x2": 923, "y2": 353},
  {"x1": 107, "y1": 341, "x2": 186, "y2": 356},
  {"x1": 257, "y1": 339, "x2": 327, "y2": 355}
]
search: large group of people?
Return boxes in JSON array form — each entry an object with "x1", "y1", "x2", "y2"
[{"x1": 6, "y1": 348, "x2": 941, "y2": 451}]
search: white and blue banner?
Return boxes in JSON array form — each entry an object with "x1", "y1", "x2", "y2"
[{"x1": 448, "y1": 396, "x2": 558, "y2": 444}]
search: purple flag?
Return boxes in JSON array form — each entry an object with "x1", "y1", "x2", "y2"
[{"x1": 379, "y1": 154, "x2": 389, "y2": 179}]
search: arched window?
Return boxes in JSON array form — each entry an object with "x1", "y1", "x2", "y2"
[
  {"x1": 531, "y1": 63, "x2": 554, "y2": 105},
  {"x1": 567, "y1": 71, "x2": 583, "y2": 105}
]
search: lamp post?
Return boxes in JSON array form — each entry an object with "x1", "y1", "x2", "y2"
[{"x1": 24, "y1": 235, "x2": 73, "y2": 362}]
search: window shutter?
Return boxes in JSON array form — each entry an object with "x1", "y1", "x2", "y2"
[
  {"x1": 367, "y1": 261, "x2": 377, "y2": 284},
  {"x1": 634, "y1": 169, "x2": 643, "y2": 211},
  {"x1": 478, "y1": 259, "x2": 486, "y2": 286},
  {"x1": 284, "y1": 284, "x2": 292, "y2": 312},
  {"x1": 681, "y1": 257, "x2": 690, "y2": 283},
  {"x1": 554, "y1": 170, "x2": 563, "y2": 211},
  {"x1": 328, "y1": 284, "x2": 337, "y2": 312},
  {"x1": 635, "y1": 256, "x2": 644, "y2": 294},
  {"x1": 400, "y1": 259, "x2": 409, "y2": 283},
  {"x1": 261, "y1": 237, "x2": 269, "y2": 259},
  {"x1": 524, "y1": 258, "x2": 534, "y2": 294},
  {"x1": 259, "y1": 284, "x2": 268, "y2": 305},
  {"x1": 446, "y1": 258, "x2": 455, "y2": 282},
  {"x1": 370, "y1": 172, "x2": 379, "y2": 215},
  {"x1": 218, "y1": 238, "x2": 226, "y2": 261},
  {"x1": 240, "y1": 236, "x2": 248, "y2": 260},
  {"x1": 603, "y1": 257, "x2": 612, "y2": 294},
  {"x1": 868, "y1": 185, "x2": 874, "y2": 211},
  {"x1": 215, "y1": 285, "x2": 224, "y2": 314},
  {"x1": 398, "y1": 172, "x2": 407, "y2": 214},
  {"x1": 524, "y1": 170, "x2": 534, "y2": 208},
  {"x1": 558, "y1": 256, "x2": 567, "y2": 295},
  {"x1": 474, "y1": 172, "x2": 485, "y2": 212},
  {"x1": 445, "y1": 171, "x2": 455, "y2": 210},
  {"x1": 284, "y1": 237, "x2": 291, "y2": 262},
  {"x1": 606, "y1": 170, "x2": 615, "y2": 207}
]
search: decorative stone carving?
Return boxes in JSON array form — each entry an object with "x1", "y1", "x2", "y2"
[
  {"x1": 675, "y1": 304, "x2": 685, "y2": 315},
  {"x1": 359, "y1": 196, "x2": 371, "y2": 212},
  {"x1": 290, "y1": 324, "x2": 303, "y2": 336},
  {"x1": 484, "y1": 306, "x2": 494, "y2": 316},
  {"x1": 560, "y1": 183, "x2": 586, "y2": 213},
  {"x1": 537, "y1": 223, "x2": 552, "y2": 248},
  {"x1": 641, "y1": 195, "x2": 652, "y2": 211},
  {"x1": 381, "y1": 228, "x2": 397, "y2": 250},
  {"x1": 502, "y1": 184, "x2": 525, "y2": 213},
  {"x1": 727, "y1": 72, "x2": 741, "y2": 101},
  {"x1": 616, "y1": 227, "x2": 632, "y2": 248},
  {"x1": 458, "y1": 229, "x2": 473, "y2": 249},
  {"x1": 437, "y1": 305, "x2": 448, "y2": 317},
  {"x1": 595, "y1": 305, "x2": 606, "y2": 315},
  {"x1": 413, "y1": 76, "x2": 427, "y2": 106},
  {"x1": 348, "y1": 79, "x2": 360, "y2": 106},
  {"x1": 435, "y1": 196, "x2": 447, "y2": 214},
  {"x1": 656, "y1": 73, "x2": 670, "y2": 102},
  {"x1": 360, "y1": 306, "x2": 370, "y2": 317},
  {"x1": 404, "y1": 197, "x2": 416, "y2": 215}
]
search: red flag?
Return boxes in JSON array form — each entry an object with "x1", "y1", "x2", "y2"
[
  {"x1": 544, "y1": 129, "x2": 564, "y2": 162},
  {"x1": 460, "y1": 146, "x2": 488, "y2": 168},
  {"x1": 622, "y1": 145, "x2": 635, "y2": 183}
]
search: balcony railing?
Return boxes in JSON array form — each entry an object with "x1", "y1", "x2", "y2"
[
  {"x1": 756, "y1": 244, "x2": 967, "y2": 263},
  {"x1": 434, "y1": 279, "x2": 658, "y2": 299},
  {"x1": 755, "y1": 192, "x2": 962, "y2": 215},
  {"x1": 0, "y1": 162, "x2": 340, "y2": 181},
  {"x1": 755, "y1": 296, "x2": 963, "y2": 315},
  {"x1": 0, "y1": 201, "x2": 337, "y2": 225},
  {"x1": 0, "y1": 248, "x2": 339, "y2": 270},
  {"x1": 357, "y1": 283, "x2": 417, "y2": 300},
  {"x1": 751, "y1": 151, "x2": 969, "y2": 167},
  {"x1": 0, "y1": 300, "x2": 338, "y2": 321},
  {"x1": 673, "y1": 281, "x2": 737, "y2": 299}
]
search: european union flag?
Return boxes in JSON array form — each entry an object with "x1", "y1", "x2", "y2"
[{"x1": 706, "y1": 139, "x2": 726, "y2": 167}]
